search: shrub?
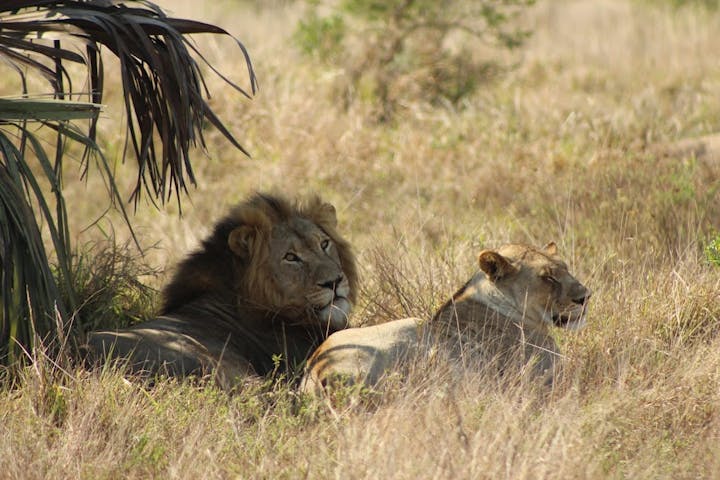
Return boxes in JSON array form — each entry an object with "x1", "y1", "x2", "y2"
[
  {"x1": 666, "y1": 0, "x2": 718, "y2": 9},
  {"x1": 706, "y1": 233, "x2": 720, "y2": 267},
  {"x1": 294, "y1": 0, "x2": 535, "y2": 120},
  {"x1": 59, "y1": 241, "x2": 159, "y2": 337}
]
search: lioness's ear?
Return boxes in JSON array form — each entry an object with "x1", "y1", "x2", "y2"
[
  {"x1": 478, "y1": 250, "x2": 516, "y2": 281},
  {"x1": 316, "y1": 202, "x2": 337, "y2": 228},
  {"x1": 228, "y1": 225, "x2": 257, "y2": 259},
  {"x1": 543, "y1": 242, "x2": 558, "y2": 256}
]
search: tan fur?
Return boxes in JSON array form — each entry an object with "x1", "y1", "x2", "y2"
[
  {"x1": 85, "y1": 193, "x2": 358, "y2": 389},
  {"x1": 301, "y1": 243, "x2": 590, "y2": 394}
]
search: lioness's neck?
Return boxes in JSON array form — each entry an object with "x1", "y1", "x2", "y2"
[{"x1": 429, "y1": 272, "x2": 551, "y2": 341}]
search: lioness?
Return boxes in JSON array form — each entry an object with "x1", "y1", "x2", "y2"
[
  {"x1": 84, "y1": 193, "x2": 358, "y2": 388},
  {"x1": 301, "y1": 243, "x2": 590, "y2": 394}
]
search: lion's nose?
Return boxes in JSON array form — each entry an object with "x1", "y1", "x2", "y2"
[{"x1": 318, "y1": 275, "x2": 344, "y2": 291}]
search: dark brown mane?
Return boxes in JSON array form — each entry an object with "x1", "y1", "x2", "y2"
[
  {"x1": 160, "y1": 192, "x2": 358, "y2": 314},
  {"x1": 160, "y1": 215, "x2": 237, "y2": 314}
]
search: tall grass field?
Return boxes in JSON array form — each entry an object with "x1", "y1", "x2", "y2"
[{"x1": 2, "y1": 0, "x2": 720, "y2": 478}]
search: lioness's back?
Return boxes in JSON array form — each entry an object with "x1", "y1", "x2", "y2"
[{"x1": 301, "y1": 317, "x2": 420, "y2": 394}]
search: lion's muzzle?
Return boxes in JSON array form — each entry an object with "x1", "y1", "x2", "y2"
[
  {"x1": 316, "y1": 296, "x2": 352, "y2": 331},
  {"x1": 307, "y1": 277, "x2": 352, "y2": 331}
]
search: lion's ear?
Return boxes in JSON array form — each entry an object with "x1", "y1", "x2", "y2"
[
  {"x1": 316, "y1": 202, "x2": 337, "y2": 228},
  {"x1": 228, "y1": 225, "x2": 257, "y2": 259},
  {"x1": 478, "y1": 250, "x2": 516, "y2": 282},
  {"x1": 543, "y1": 242, "x2": 558, "y2": 256}
]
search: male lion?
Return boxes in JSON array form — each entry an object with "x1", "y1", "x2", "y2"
[
  {"x1": 85, "y1": 193, "x2": 357, "y2": 388},
  {"x1": 301, "y1": 242, "x2": 590, "y2": 394}
]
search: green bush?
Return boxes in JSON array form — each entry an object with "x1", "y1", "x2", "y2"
[
  {"x1": 706, "y1": 233, "x2": 720, "y2": 267},
  {"x1": 295, "y1": 12, "x2": 345, "y2": 61},
  {"x1": 57, "y1": 241, "x2": 159, "y2": 339},
  {"x1": 294, "y1": 0, "x2": 535, "y2": 120},
  {"x1": 638, "y1": 0, "x2": 719, "y2": 9},
  {"x1": 668, "y1": 0, "x2": 719, "y2": 8}
]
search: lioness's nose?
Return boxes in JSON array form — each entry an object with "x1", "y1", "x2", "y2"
[
  {"x1": 572, "y1": 290, "x2": 592, "y2": 305},
  {"x1": 318, "y1": 275, "x2": 344, "y2": 291}
]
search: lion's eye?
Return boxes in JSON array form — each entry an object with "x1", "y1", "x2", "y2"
[
  {"x1": 320, "y1": 239, "x2": 330, "y2": 251},
  {"x1": 283, "y1": 252, "x2": 301, "y2": 263},
  {"x1": 542, "y1": 275, "x2": 559, "y2": 286}
]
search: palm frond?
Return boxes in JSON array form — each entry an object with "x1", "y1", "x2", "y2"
[
  {"x1": 0, "y1": 0, "x2": 256, "y2": 366},
  {"x1": 0, "y1": 130, "x2": 67, "y2": 364},
  {"x1": 0, "y1": 99, "x2": 101, "y2": 121},
  {"x1": 0, "y1": 0, "x2": 257, "y2": 205}
]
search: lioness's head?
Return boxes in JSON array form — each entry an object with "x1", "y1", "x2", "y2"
[
  {"x1": 226, "y1": 194, "x2": 357, "y2": 332},
  {"x1": 476, "y1": 242, "x2": 591, "y2": 330}
]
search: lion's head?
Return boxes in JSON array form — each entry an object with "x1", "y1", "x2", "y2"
[
  {"x1": 162, "y1": 193, "x2": 358, "y2": 333},
  {"x1": 473, "y1": 242, "x2": 591, "y2": 331}
]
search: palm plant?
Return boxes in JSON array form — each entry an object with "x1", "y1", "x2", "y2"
[{"x1": 0, "y1": 0, "x2": 257, "y2": 365}]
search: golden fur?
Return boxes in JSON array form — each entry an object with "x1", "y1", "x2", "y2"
[
  {"x1": 85, "y1": 193, "x2": 358, "y2": 388},
  {"x1": 301, "y1": 243, "x2": 590, "y2": 394}
]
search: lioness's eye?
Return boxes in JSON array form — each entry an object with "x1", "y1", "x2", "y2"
[
  {"x1": 320, "y1": 239, "x2": 330, "y2": 251},
  {"x1": 284, "y1": 252, "x2": 301, "y2": 262}
]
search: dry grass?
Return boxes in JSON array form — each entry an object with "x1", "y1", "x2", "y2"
[{"x1": 2, "y1": 0, "x2": 720, "y2": 478}]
